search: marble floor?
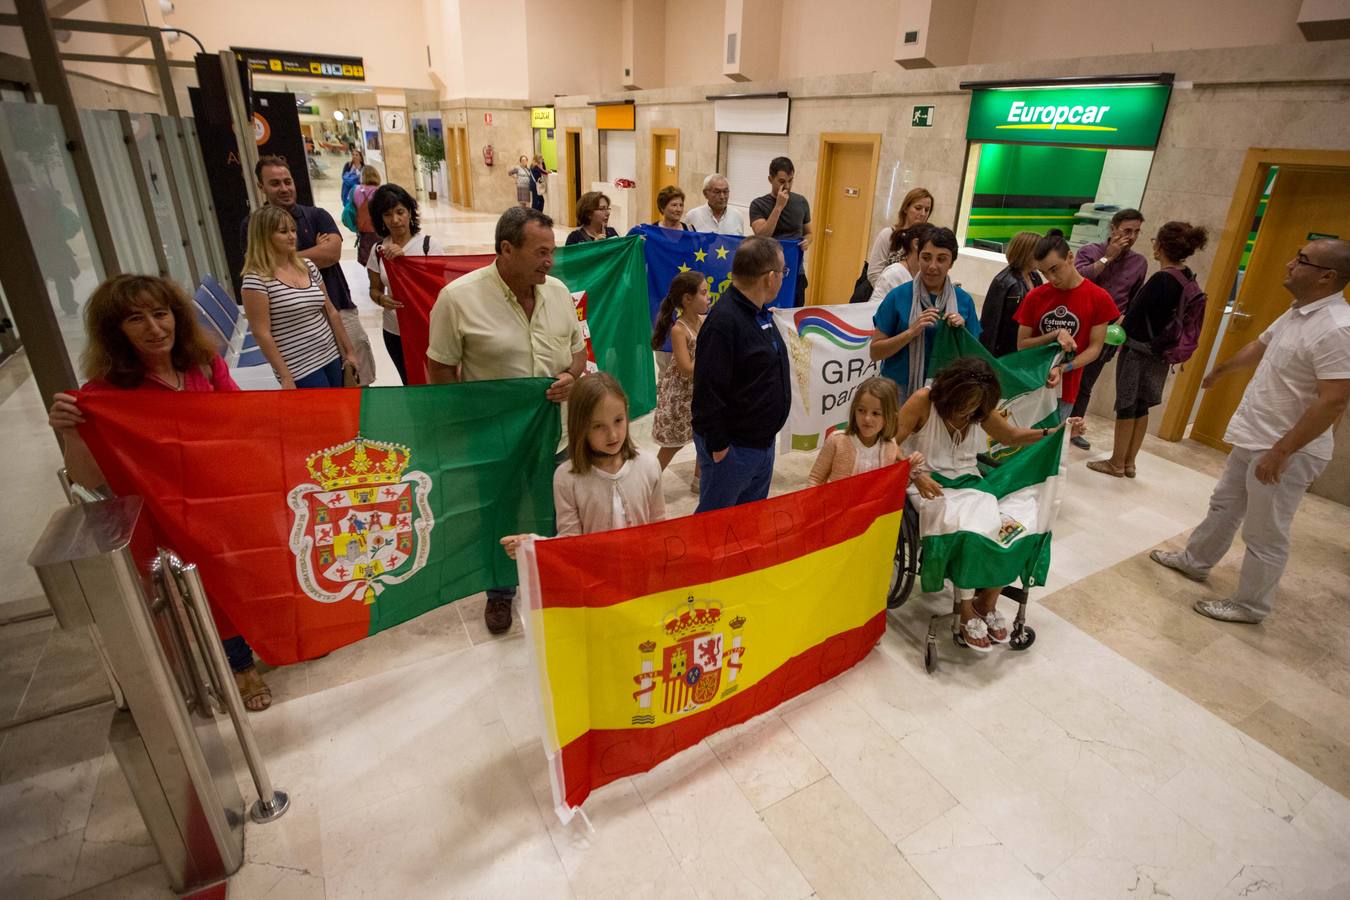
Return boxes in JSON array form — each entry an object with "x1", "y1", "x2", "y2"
[{"x1": 1, "y1": 178, "x2": 1348, "y2": 899}]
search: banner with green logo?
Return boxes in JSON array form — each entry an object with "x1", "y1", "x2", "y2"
[{"x1": 966, "y1": 83, "x2": 1171, "y2": 148}]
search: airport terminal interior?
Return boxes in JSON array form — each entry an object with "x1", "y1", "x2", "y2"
[{"x1": 1, "y1": 1, "x2": 1349, "y2": 898}]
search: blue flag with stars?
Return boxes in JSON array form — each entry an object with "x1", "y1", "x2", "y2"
[{"x1": 633, "y1": 224, "x2": 802, "y2": 350}]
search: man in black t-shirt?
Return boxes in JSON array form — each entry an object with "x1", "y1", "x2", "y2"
[
  {"x1": 749, "y1": 156, "x2": 813, "y2": 307},
  {"x1": 240, "y1": 156, "x2": 375, "y2": 383}
]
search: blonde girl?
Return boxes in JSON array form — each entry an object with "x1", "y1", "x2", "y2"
[
  {"x1": 808, "y1": 376, "x2": 921, "y2": 485},
  {"x1": 502, "y1": 373, "x2": 666, "y2": 558},
  {"x1": 651, "y1": 270, "x2": 710, "y2": 475},
  {"x1": 241, "y1": 205, "x2": 354, "y2": 388}
]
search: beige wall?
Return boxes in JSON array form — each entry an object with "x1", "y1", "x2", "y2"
[
  {"x1": 967, "y1": 0, "x2": 1309, "y2": 62},
  {"x1": 159, "y1": 0, "x2": 434, "y2": 91},
  {"x1": 443, "y1": 100, "x2": 533, "y2": 213},
  {"x1": 663, "y1": 0, "x2": 725, "y2": 87},
  {"x1": 527, "y1": 0, "x2": 623, "y2": 98},
  {"x1": 425, "y1": 0, "x2": 468, "y2": 99},
  {"x1": 460, "y1": 0, "x2": 530, "y2": 98},
  {"x1": 779, "y1": 0, "x2": 901, "y2": 79}
]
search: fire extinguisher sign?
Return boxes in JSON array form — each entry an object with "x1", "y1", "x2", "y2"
[{"x1": 484, "y1": 112, "x2": 492, "y2": 125}]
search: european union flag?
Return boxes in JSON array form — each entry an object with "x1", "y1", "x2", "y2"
[{"x1": 633, "y1": 225, "x2": 802, "y2": 350}]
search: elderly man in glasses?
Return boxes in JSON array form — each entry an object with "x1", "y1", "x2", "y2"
[
  {"x1": 1152, "y1": 238, "x2": 1350, "y2": 624},
  {"x1": 685, "y1": 173, "x2": 749, "y2": 236}
]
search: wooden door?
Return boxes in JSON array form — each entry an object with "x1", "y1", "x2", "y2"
[
  {"x1": 451, "y1": 127, "x2": 472, "y2": 208},
  {"x1": 650, "y1": 129, "x2": 679, "y2": 221},
  {"x1": 565, "y1": 128, "x2": 582, "y2": 227},
  {"x1": 810, "y1": 136, "x2": 880, "y2": 305},
  {"x1": 445, "y1": 126, "x2": 463, "y2": 205},
  {"x1": 1191, "y1": 167, "x2": 1350, "y2": 448}
]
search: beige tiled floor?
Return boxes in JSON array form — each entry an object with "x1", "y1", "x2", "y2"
[{"x1": 1, "y1": 162, "x2": 1348, "y2": 898}]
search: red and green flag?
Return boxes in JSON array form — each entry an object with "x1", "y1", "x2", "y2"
[
  {"x1": 386, "y1": 235, "x2": 657, "y2": 417},
  {"x1": 77, "y1": 380, "x2": 560, "y2": 664}
]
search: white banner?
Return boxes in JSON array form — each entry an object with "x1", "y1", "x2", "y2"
[{"x1": 774, "y1": 302, "x2": 882, "y2": 454}]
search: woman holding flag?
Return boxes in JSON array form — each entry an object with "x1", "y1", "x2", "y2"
[
  {"x1": 898, "y1": 356, "x2": 1084, "y2": 652},
  {"x1": 47, "y1": 274, "x2": 274, "y2": 710}
]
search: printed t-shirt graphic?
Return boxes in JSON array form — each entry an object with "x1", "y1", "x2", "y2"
[{"x1": 1013, "y1": 280, "x2": 1117, "y2": 404}]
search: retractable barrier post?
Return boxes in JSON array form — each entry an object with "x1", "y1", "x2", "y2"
[{"x1": 28, "y1": 496, "x2": 245, "y2": 892}]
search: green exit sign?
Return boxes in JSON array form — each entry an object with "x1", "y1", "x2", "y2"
[{"x1": 912, "y1": 105, "x2": 934, "y2": 127}]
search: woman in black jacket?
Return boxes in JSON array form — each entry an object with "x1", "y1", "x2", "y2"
[{"x1": 978, "y1": 231, "x2": 1042, "y2": 357}]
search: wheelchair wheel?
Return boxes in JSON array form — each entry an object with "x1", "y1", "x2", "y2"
[
  {"x1": 886, "y1": 497, "x2": 921, "y2": 609},
  {"x1": 1009, "y1": 625, "x2": 1036, "y2": 651}
]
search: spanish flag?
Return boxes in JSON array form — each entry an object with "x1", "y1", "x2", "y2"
[{"x1": 517, "y1": 462, "x2": 909, "y2": 821}]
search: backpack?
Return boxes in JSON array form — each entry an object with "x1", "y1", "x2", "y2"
[{"x1": 1151, "y1": 267, "x2": 1207, "y2": 366}]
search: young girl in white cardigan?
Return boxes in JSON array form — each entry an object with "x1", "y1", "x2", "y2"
[
  {"x1": 807, "y1": 376, "x2": 923, "y2": 486},
  {"x1": 502, "y1": 372, "x2": 666, "y2": 558}
]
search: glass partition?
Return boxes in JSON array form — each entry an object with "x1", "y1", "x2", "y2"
[
  {"x1": 77, "y1": 108, "x2": 159, "y2": 276},
  {"x1": 182, "y1": 118, "x2": 233, "y2": 297},
  {"x1": 161, "y1": 117, "x2": 212, "y2": 283},
  {"x1": 130, "y1": 112, "x2": 193, "y2": 289},
  {"x1": 0, "y1": 101, "x2": 107, "y2": 367}
]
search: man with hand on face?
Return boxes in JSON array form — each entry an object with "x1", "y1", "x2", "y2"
[
  {"x1": 426, "y1": 206, "x2": 587, "y2": 634},
  {"x1": 750, "y1": 157, "x2": 812, "y2": 307},
  {"x1": 869, "y1": 227, "x2": 981, "y2": 403},
  {"x1": 1152, "y1": 239, "x2": 1350, "y2": 624},
  {"x1": 685, "y1": 173, "x2": 748, "y2": 236},
  {"x1": 1069, "y1": 208, "x2": 1148, "y2": 447},
  {"x1": 241, "y1": 155, "x2": 376, "y2": 385}
]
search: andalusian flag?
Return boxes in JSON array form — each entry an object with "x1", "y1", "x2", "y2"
[
  {"x1": 76, "y1": 381, "x2": 559, "y2": 664},
  {"x1": 385, "y1": 236, "x2": 657, "y2": 417},
  {"x1": 918, "y1": 326, "x2": 1066, "y2": 593},
  {"x1": 517, "y1": 463, "x2": 908, "y2": 820}
]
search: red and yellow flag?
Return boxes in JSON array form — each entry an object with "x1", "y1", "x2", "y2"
[{"x1": 517, "y1": 463, "x2": 909, "y2": 819}]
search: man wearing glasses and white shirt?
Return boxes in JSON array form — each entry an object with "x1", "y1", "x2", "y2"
[
  {"x1": 685, "y1": 174, "x2": 749, "y2": 236},
  {"x1": 1152, "y1": 239, "x2": 1350, "y2": 624}
]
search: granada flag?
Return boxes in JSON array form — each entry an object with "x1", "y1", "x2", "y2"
[
  {"x1": 76, "y1": 380, "x2": 560, "y2": 664},
  {"x1": 517, "y1": 462, "x2": 908, "y2": 820},
  {"x1": 385, "y1": 236, "x2": 657, "y2": 417}
]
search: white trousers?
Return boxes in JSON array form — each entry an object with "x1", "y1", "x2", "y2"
[
  {"x1": 338, "y1": 308, "x2": 376, "y2": 386},
  {"x1": 1179, "y1": 445, "x2": 1328, "y2": 619}
]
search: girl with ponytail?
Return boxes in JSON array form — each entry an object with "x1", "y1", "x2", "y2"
[{"x1": 651, "y1": 270, "x2": 710, "y2": 480}]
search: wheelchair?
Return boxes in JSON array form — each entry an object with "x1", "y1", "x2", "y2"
[{"x1": 886, "y1": 486, "x2": 1037, "y2": 674}]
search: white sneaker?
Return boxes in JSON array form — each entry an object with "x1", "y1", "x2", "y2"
[
  {"x1": 1149, "y1": 549, "x2": 1207, "y2": 583},
  {"x1": 1193, "y1": 599, "x2": 1262, "y2": 624}
]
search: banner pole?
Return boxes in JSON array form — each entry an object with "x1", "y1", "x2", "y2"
[{"x1": 174, "y1": 560, "x2": 290, "y2": 824}]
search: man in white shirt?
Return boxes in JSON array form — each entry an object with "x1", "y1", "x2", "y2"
[
  {"x1": 684, "y1": 174, "x2": 748, "y2": 236},
  {"x1": 1152, "y1": 239, "x2": 1350, "y2": 623}
]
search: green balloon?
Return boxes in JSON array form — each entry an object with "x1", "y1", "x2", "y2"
[{"x1": 1105, "y1": 323, "x2": 1127, "y2": 346}]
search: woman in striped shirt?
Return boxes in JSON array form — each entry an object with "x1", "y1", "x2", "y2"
[{"x1": 241, "y1": 205, "x2": 355, "y2": 388}]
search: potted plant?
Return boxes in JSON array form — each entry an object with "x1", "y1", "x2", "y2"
[{"x1": 414, "y1": 129, "x2": 446, "y2": 200}]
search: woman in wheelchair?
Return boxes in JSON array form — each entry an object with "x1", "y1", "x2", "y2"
[{"x1": 896, "y1": 357, "x2": 1084, "y2": 652}]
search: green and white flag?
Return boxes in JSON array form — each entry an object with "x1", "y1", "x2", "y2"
[{"x1": 918, "y1": 326, "x2": 1067, "y2": 593}]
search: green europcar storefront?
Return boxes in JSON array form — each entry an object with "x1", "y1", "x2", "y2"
[{"x1": 955, "y1": 76, "x2": 1173, "y2": 252}]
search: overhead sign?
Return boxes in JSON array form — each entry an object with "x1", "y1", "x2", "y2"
[
  {"x1": 912, "y1": 105, "x2": 934, "y2": 127},
  {"x1": 966, "y1": 83, "x2": 1171, "y2": 148},
  {"x1": 531, "y1": 107, "x2": 555, "y2": 129},
  {"x1": 234, "y1": 47, "x2": 366, "y2": 82}
]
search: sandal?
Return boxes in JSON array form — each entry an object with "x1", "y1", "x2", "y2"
[
  {"x1": 235, "y1": 667, "x2": 272, "y2": 712},
  {"x1": 1086, "y1": 460, "x2": 1126, "y2": 478},
  {"x1": 959, "y1": 617, "x2": 993, "y2": 653},
  {"x1": 983, "y1": 611, "x2": 1010, "y2": 644},
  {"x1": 1124, "y1": 464, "x2": 1136, "y2": 479}
]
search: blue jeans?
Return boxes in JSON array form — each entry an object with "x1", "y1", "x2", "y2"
[
  {"x1": 223, "y1": 635, "x2": 255, "y2": 673},
  {"x1": 693, "y1": 434, "x2": 775, "y2": 513},
  {"x1": 1057, "y1": 400, "x2": 1073, "y2": 422},
  {"x1": 294, "y1": 357, "x2": 343, "y2": 388}
]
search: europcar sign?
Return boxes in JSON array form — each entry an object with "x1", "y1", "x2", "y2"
[{"x1": 966, "y1": 83, "x2": 1171, "y2": 148}]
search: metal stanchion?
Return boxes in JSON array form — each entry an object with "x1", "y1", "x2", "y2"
[{"x1": 171, "y1": 560, "x2": 289, "y2": 823}]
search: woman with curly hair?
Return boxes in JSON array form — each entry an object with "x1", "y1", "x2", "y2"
[{"x1": 46, "y1": 274, "x2": 274, "y2": 711}]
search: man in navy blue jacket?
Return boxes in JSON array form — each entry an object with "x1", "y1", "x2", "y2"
[{"x1": 692, "y1": 236, "x2": 791, "y2": 512}]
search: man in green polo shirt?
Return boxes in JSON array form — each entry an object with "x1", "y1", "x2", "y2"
[{"x1": 427, "y1": 206, "x2": 586, "y2": 633}]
